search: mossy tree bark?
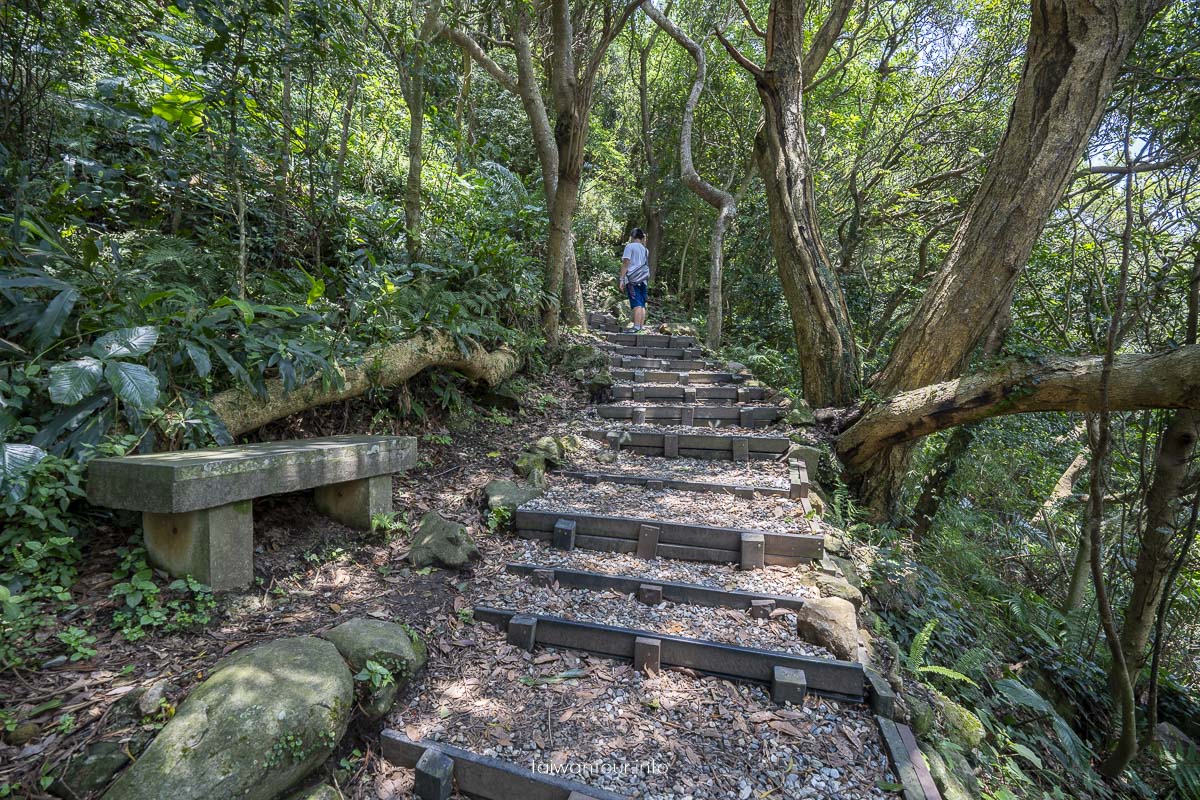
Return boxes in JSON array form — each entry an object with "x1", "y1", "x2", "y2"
[{"x1": 209, "y1": 331, "x2": 518, "y2": 437}]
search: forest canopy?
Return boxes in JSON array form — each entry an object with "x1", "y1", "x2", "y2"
[{"x1": 2, "y1": 0, "x2": 1200, "y2": 796}]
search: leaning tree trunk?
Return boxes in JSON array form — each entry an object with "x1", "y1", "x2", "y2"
[
  {"x1": 210, "y1": 331, "x2": 518, "y2": 437},
  {"x1": 848, "y1": 0, "x2": 1169, "y2": 518}
]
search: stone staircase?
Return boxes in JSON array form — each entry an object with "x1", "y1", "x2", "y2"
[{"x1": 382, "y1": 311, "x2": 940, "y2": 799}]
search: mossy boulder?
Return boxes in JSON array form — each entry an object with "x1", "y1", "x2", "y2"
[
  {"x1": 815, "y1": 574, "x2": 864, "y2": 608},
  {"x1": 920, "y1": 741, "x2": 975, "y2": 800},
  {"x1": 409, "y1": 512, "x2": 479, "y2": 569},
  {"x1": 50, "y1": 741, "x2": 130, "y2": 798},
  {"x1": 784, "y1": 400, "x2": 815, "y2": 426},
  {"x1": 287, "y1": 785, "x2": 343, "y2": 800},
  {"x1": 559, "y1": 343, "x2": 608, "y2": 373},
  {"x1": 484, "y1": 479, "x2": 544, "y2": 515},
  {"x1": 102, "y1": 637, "x2": 353, "y2": 800},
  {"x1": 320, "y1": 618, "x2": 426, "y2": 719},
  {"x1": 933, "y1": 688, "x2": 986, "y2": 749}
]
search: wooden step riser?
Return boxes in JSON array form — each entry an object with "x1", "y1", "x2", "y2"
[
  {"x1": 596, "y1": 332, "x2": 699, "y2": 348},
  {"x1": 475, "y1": 607, "x2": 866, "y2": 703},
  {"x1": 380, "y1": 731, "x2": 629, "y2": 800},
  {"x1": 604, "y1": 345, "x2": 705, "y2": 359},
  {"x1": 612, "y1": 385, "x2": 766, "y2": 402},
  {"x1": 611, "y1": 355, "x2": 715, "y2": 371},
  {"x1": 585, "y1": 429, "x2": 791, "y2": 459},
  {"x1": 597, "y1": 406, "x2": 782, "y2": 428},
  {"x1": 513, "y1": 509, "x2": 820, "y2": 561},
  {"x1": 611, "y1": 369, "x2": 739, "y2": 385},
  {"x1": 506, "y1": 563, "x2": 808, "y2": 611}
]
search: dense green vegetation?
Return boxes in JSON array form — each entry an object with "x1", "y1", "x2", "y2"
[{"x1": 2, "y1": 0, "x2": 1199, "y2": 797}]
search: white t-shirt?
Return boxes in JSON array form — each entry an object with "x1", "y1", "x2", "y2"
[{"x1": 623, "y1": 242, "x2": 650, "y2": 284}]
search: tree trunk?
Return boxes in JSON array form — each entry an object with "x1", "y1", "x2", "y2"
[
  {"x1": 403, "y1": 76, "x2": 425, "y2": 262},
  {"x1": 561, "y1": 234, "x2": 586, "y2": 327},
  {"x1": 725, "y1": 2, "x2": 860, "y2": 406},
  {"x1": 850, "y1": 0, "x2": 1168, "y2": 518},
  {"x1": 210, "y1": 331, "x2": 518, "y2": 437},
  {"x1": 1116, "y1": 409, "x2": 1199, "y2": 681},
  {"x1": 1117, "y1": 249, "x2": 1200, "y2": 688},
  {"x1": 908, "y1": 424, "x2": 976, "y2": 540},
  {"x1": 640, "y1": 1, "x2": 736, "y2": 351},
  {"x1": 837, "y1": 346, "x2": 1200, "y2": 471}
]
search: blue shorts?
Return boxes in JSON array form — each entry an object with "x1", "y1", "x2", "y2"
[{"x1": 626, "y1": 281, "x2": 648, "y2": 309}]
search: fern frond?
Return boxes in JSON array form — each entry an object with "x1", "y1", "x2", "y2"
[
  {"x1": 917, "y1": 664, "x2": 979, "y2": 688},
  {"x1": 952, "y1": 646, "x2": 990, "y2": 678},
  {"x1": 908, "y1": 619, "x2": 937, "y2": 668}
]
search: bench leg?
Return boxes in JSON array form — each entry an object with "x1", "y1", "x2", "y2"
[
  {"x1": 143, "y1": 501, "x2": 254, "y2": 592},
  {"x1": 315, "y1": 475, "x2": 393, "y2": 530}
]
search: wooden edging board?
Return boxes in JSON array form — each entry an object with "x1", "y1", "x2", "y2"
[
  {"x1": 875, "y1": 717, "x2": 944, "y2": 800},
  {"x1": 596, "y1": 405, "x2": 782, "y2": 428},
  {"x1": 611, "y1": 384, "x2": 766, "y2": 402},
  {"x1": 475, "y1": 606, "x2": 866, "y2": 702},
  {"x1": 602, "y1": 345, "x2": 703, "y2": 359},
  {"x1": 505, "y1": 563, "x2": 808, "y2": 611},
  {"x1": 513, "y1": 508, "x2": 821, "y2": 564},
  {"x1": 610, "y1": 369, "x2": 738, "y2": 385},
  {"x1": 583, "y1": 429, "x2": 791, "y2": 461},
  {"x1": 380, "y1": 730, "x2": 629, "y2": 800}
]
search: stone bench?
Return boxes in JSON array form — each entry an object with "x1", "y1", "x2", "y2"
[{"x1": 87, "y1": 435, "x2": 417, "y2": 591}]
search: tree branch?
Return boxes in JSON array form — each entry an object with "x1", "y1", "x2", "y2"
[
  {"x1": 437, "y1": 23, "x2": 520, "y2": 95},
  {"x1": 715, "y1": 27, "x2": 764, "y2": 79},
  {"x1": 837, "y1": 346, "x2": 1200, "y2": 467},
  {"x1": 802, "y1": 0, "x2": 856, "y2": 82},
  {"x1": 734, "y1": 0, "x2": 766, "y2": 37}
]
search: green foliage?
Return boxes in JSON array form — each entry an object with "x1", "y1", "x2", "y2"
[
  {"x1": 353, "y1": 659, "x2": 396, "y2": 691},
  {"x1": 109, "y1": 543, "x2": 216, "y2": 641},
  {"x1": 486, "y1": 505, "x2": 512, "y2": 534}
]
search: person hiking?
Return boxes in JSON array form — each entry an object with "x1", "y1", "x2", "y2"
[{"x1": 618, "y1": 227, "x2": 650, "y2": 332}]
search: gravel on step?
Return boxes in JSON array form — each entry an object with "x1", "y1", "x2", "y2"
[
  {"x1": 526, "y1": 480, "x2": 809, "y2": 534},
  {"x1": 475, "y1": 569, "x2": 831, "y2": 659},
  {"x1": 563, "y1": 441, "x2": 791, "y2": 489},
  {"x1": 389, "y1": 628, "x2": 895, "y2": 800},
  {"x1": 496, "y1": 538, "x2": 824, "y2": 599},
  {"x1": 601, "y1": 400, "x2": 782, "y2": 409},
  {"x1": 588, "y1": 421, "x2": 789, "y2": 438}
]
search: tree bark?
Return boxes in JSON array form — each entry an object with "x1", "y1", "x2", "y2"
[
  {"x1": 1117, "y1": 247, "x2": 1200, "y2": 694},
  {"x1": 848, "y1": 0, "x2": 1168, "y2": 518},
  {"x1": 875, "y1": 0, "x2": 1168, "y2": 397},
  {"x1": 837, "y1": 346, "x2": 1200, "y2": 472},
  {"x1": 720, "y1": 2, "x2": 861, "y2": 406},
  {"x1": 640, "y1": 1, "x2": 737, "y2": 350},
  {"x1": 210, "y1": 331, "x2": 518, "y2": 437}
]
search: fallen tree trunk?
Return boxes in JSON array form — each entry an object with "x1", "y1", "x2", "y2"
[
  {"x1": 838, "y1": 346, "x2": 1200, "y2": 470},
  {"x1": 210, "y1": 331, "x2": 519, "y2": 437}
]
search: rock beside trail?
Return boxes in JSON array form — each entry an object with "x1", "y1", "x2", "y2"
[
  {"x1": 920, "y1": 741, "x2": 976, "y2": 800},
  {"x1": 794, "y1": 596, "x2": 859, "y2": 661},
  {"x1": 102, "y1": 637, "x2": 353, "y2": 800},
  {"x1": 484, "y1": 479, "x2": 544, "y2": 515},
  {"x1": 321, "y1": 617, "x2": 427, "y2": 719},
  {"x1": 287, "y1": 785, "x2": 343, "y2": 800},
  {"x1": 409, "y1": 512, "x2": 479, "y2": 569},
  {"x1": 812, "y1": 573, "x2": 864, "y2": 608},
  {"x1": 51, "y1": 742, "x2": 130, "y2": 798},
  {"x1": 784, "y1": 399, "x2": 815, "y2": 426},
  {"x1": 933, "y1": 688, "x2": 986, "y2": 749}
]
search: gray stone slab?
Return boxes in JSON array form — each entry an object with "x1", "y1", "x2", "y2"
[{"x1": 88, "y1": 435, "x2": 417, "y2": 513}]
